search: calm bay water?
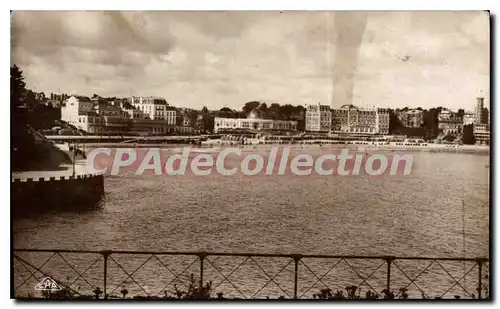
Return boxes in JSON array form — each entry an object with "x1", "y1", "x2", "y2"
[{"x1": 13, "y1": 148, "x2": 490, "y2": 298}]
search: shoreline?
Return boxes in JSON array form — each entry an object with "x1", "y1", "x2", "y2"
[
  {"x1": 13, "y1": 142, "x2": 489, "y2": 179},
  {"x1": 68, "y1": 141, "x2": 490, "y2": 154},
  {"x1": 201, "y1": 141, "x2": 490, "y2": 155}
]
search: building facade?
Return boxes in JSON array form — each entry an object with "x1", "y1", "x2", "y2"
[
  {"x1": 463, "y1": 112, "x2": 475, "y2": 126},
  {"x1": 195, "y1": 114, "x2": 214, "y2": 133},
  {"x1": 129, "y1": 96, "x2": 177, "y2": 125},
  {"x1": 214, "y1": 117, "x2": 297, "y2": 133},
  {"x1": 473, "y1": 123, "x2": 490, "y2": 145},
  {"x1": 62, "y1": 96, "x2": 177, "y2": 135},
  {"x1": 397, "y1": 109, "x2": 423, "y2": 128},
  {"x1": 475, "y1": 97, "x2": 484, "y2": 125},
  {"x1": 61, "y1": 96, "x2": 96, "y2": 129},
  {"x1": 331, "y1": 105, "x2": 389, "y2": 135},
  {"x1": 438, "y1": 108, "x2": 462, "y2": 135},
  {"x1": 305, "y1": 103, "x2": 332, "y2": 132},
  {"x1": 376, "y1": 108, "x2": 390, "y2": 135}
]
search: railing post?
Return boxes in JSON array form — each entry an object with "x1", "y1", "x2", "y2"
[
  {"x1": 198, "y1": 252, "x2": 207, "y2": 291},
  {"x1": 477, "y1": 258, "x2": 484, "y2": 299},
  {"x1": 386, "y1": 257, "x2": 394, "y2": 292},
  {"x1": 102, "y1": 251, "x2": 111, "y2": 300},
  {"x1": 291, "y1": 254, "x2": 302, "y2": 299}
]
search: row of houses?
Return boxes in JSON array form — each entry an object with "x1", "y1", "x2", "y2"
[
  {"x1": 397, "y1": 97, "x2": 488, "y2": 132},
  {"x1": 61, "y1": 95, "x2": 212, "y2": 135},
  {"x1": 437, "y1": 98, "x2": 489, "y2": 144},
  {"x1": 60, "y1": 94, "x2": 490, "y2": 141}
]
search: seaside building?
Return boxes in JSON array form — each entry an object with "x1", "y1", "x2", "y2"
[
  {"x1": 50, "y1": 93, "x2": 69, "y2": 102},
  {"x1": 195, "y1": 114, "x2": 205, "y2": 132},
  {"x1": 175, "y1": 125, "x2": 195, "y2": 135},
  {"x1": 463, "y1": 112, "x2": 475, "y2": 126},
  {"x1": 377, "y1": 108, "x2": 390, "y2": 135},
  {"x1": 438, "y1": 108, "x2": 462, "y2": 135},
  {"x1": 330, "y1": 105, "x2": 389, "y2": 135},
  {"x1": 475, "y1": 97, "x2": 484, "y2": 124},
  {"x1": 195, "y1": 114, "x2": 214, "y2": 133},
  {"x1": 214, "y1": 117, "x2": 297, "y2": 133},
  {"x1": 46, "y1": 99, "x2": 62, "y2": 108},
  {"x1": 173, "y1": 108, "x2": 196, "y2": 134},
  {"x1": 62, "y1": 96, "x2": 177, "y2": 135},
  {"x1": 473, "y1": 123, "x2": 490, "y2": 145},
  {"x1": 61, "y1": 96, "x2": 100, "y2": 133},
  {"x1": 397, "y1": 109, "x2": 423, "y2": 128},
  {"x1": 182, "y1": 114, "x2": 192, "y2": 127},
  {"x1": 129, "y1": 96, "x2": 177, "y2": 125},
  {"x1": 122, "y1": 105, "x2": 150, "y2": 120},
  {"x1": 305, "y1": 103, "x2": 332, "y2": 132},
  {"x1": 34, "y1": 92, "x2": 46, "y2": 103},
  {"x1": 46, "y1": 93, "x2": 68, "y2": 108}
]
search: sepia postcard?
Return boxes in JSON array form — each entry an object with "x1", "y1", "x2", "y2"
[{"x1": 10, "y1": 10, "x2": 491, "y2": 301}]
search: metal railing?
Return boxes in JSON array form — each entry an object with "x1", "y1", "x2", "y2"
[{"x1": 13, "y1": 249, "x2": 490, "y2": 299}]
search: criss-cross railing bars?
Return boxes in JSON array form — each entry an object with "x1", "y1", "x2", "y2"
[{"x1": 12, "y1": 249, "x2": 490, "y2": 300}]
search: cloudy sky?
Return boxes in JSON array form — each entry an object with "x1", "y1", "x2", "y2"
[{"x1": 11, "y1": 11, "x2": 489, "y2": 111}]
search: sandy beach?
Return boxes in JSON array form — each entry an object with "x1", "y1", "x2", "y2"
[
  {"x1": 74, "y1": 139, "x2": 491, "y2": 154},
  {"x1": 201, "y1": 140, "x2": 490, "y2": 154}
]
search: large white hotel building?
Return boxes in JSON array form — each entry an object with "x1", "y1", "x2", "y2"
[
  {"x1": 305, "y1": 103, "x2": 390, "y2": 135},
  {"x1": 129, "y1": 96, "x2": 177, "y2": 124},
  {"x1": 214, "y1": 117, "x2": 297, "y2": 133},
  {"x1": 305, "y1": 103, "x2": 332, "y2": 132}
]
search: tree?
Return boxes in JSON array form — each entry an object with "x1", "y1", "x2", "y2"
[
  {"x1": 462, "y1": 124, "x2": 475, "y2": 145},
  {"x1": 218, "y1": 107, "x2": 236, "y2": 118},
  {"x1": 11, "y1": 64, "x2": 26, "y2": 108},
  {"x1": 242, "y1": 101, "x2": 260, "y2": 116},
  {"x1": 421, "y1": 108, "x2": 441, "y2": 140},
  {"x1": 279, "y1": 104, "x2": 296, "y2": 120},
  {"x1": 188, "y1": 109, "x2": 199, "y2": 124},
  {"x1": 388, "y1": 109, "x2": 404, "y2": 134},
  {"x1": 203, "y1": 115, "x2": 215, "y2": 133},
  {"x1": 201, "y1": 106, "x2": 208, "y2": 114},
  {"x1": 268, "y1": 103, "x2": 281, "y2": 120},
  {"x1": 23, "y1": 89, "x2": 37, "y2": 109},
  {"x1": 175, "y1": 114, "x2": 183, "y2": 126},
  {"x1": 269, "y1": 103, "x2": 280, "y2": 110},
  {"x1": 457, "y1": 109, "x2": 465, "y2": 119}
]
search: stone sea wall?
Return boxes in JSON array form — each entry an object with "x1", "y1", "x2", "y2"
[{"x1": 11, "y1": 174, "x2": 104, "y2": 216}]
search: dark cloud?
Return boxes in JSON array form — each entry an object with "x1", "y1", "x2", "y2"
[{"x1": 11, "y1": 11, "x2": 175, "y2": 74}]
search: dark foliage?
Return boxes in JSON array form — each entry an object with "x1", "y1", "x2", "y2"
[{"x1": 462, "y1": 124, "x2": 476, "y2": 144}]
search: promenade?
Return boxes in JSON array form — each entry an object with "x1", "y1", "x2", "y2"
[{"x1": 12, "y1": 159, "x2": 89, "y2": 180}]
